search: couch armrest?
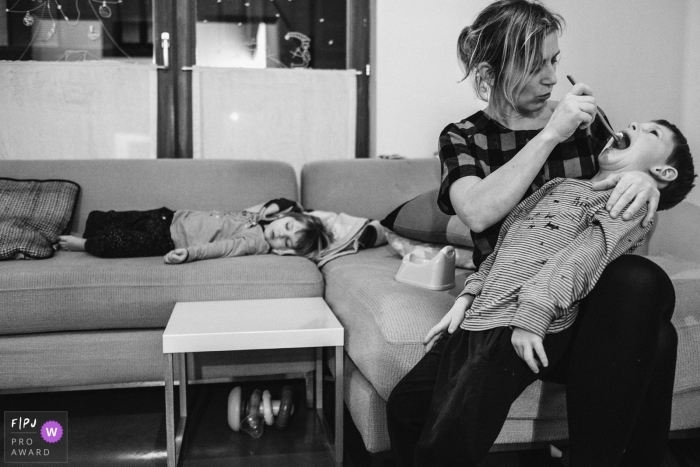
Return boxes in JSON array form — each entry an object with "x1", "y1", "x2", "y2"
[{"x1": 646, "y1": 201, "x2": 700, "y2": 262}]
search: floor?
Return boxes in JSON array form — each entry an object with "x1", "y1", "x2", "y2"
[{"x1": 1, "y1": 379, "x2": 698, "y2": 467}]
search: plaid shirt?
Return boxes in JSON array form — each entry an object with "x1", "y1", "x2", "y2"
[{"x1": 438, "y1": 110, "x2": 609, "y2": 269}]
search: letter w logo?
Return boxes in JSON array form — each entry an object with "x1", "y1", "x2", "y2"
[{"x1": 46, "y1": 427, "x2": 58, "y2": 437}]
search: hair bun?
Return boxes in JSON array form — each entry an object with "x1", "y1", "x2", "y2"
[{"x1": 457, "y1": 25, "x2": 474, "y2": 71}]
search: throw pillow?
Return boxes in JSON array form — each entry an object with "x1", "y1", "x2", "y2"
[
  {"x1": 386, "y1": 231, "x2": 475, "y2": 270},
  {"x1": 380, "y1": 188, "x2": 473, "y2": 248},
  {"x1": 0, "y1": 178, "x2": 81, "y2": 260}
]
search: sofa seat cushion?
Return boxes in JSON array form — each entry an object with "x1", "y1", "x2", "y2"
[
  {"x1": 322, "y1": 246, "x2": 471, "y2": 401},
  {"x1": 323, "y1": 247, "x2": 700, "y2": 423},
  {"x1": 0, "y1": 251, "x2": 323, "y2": 335}
]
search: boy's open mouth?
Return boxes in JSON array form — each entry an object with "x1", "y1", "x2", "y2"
[{"x1": 613, "y1": 130, "x2": 631, "y2": 150}]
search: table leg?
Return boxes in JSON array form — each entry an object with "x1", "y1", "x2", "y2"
[
  {"x1": 334, "y1": 345, "x2": 344, "y2": 466},
  {"x1": 305, "y1": 371, "x2": 314, "y2": 408},
  {"x1": 164, "y1": 353, "x2": 188, "y2": 467},
  {"x1": 315, "y1": 346, "x2": 343, "y2": 466},
  {"x1": 164, "y1": 353, "x2": 176, "y2": 467},
  {"x1": 175, "y1": 353, "x2": 188, "y2": 460},
  {"x1": 179, "y1": 353, "x2": 187, "y2": 418},
  {"x1": 316, "y1": 347, "x2": 323, "y2": 410}
]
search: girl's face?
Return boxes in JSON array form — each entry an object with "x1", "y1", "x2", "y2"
[
  {"x1": 512, "y1": 32, "x2": 560, "y2": 115},
  {"x1": 263, "y1": 216, "x2": 304, "y2": 250}
]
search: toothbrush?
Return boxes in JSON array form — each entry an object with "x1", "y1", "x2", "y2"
[{"x1": 566, "y1": 75, "x2": 626, "y2": 147}]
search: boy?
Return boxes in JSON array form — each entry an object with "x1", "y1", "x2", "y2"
[
  {"x1": 392, "y1": 119, "x2": 695, "y2": 466},
  {"x1": 58, "y1": 199, "x2": 332, "y2": 263},
  {"x1": 425, "y1": 120, "x2": 695, "y2": 354}
]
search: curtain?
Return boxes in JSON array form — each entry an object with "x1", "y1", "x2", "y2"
[
  {"x1": 0, "y1": 61, "x2": 157, "y2": 160},
  {"x1": 192, "y1": 67, "x2": 356, "y2": 173}
]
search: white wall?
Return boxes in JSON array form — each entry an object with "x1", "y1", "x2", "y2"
[
  {"x1": 372, "y1": 0, "x2": 700, "y2": 206},
  {"x1": 680, "y1": 0, "x2": 700, "y2": 207},
  {"x1": 372, "y1": 0, "x2": 490, "y2": 159}
]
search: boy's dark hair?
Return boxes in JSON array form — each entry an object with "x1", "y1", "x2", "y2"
[
  {"x1": 654, "y1": 119, "x2": 697, "y2": 211},
  {"x1": 285, "y1": 212, "x2": 333, "y2": 259}
]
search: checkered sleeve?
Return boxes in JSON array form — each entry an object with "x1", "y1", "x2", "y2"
[{"x1": 437, "y1": 123, "x2": 485, "y2": 215}]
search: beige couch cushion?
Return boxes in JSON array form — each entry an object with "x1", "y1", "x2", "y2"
[
  {"x1": 301, "y1": 159, "x2": 441, "y2": 220},
  {"x1": 0, "y1": 252, "x2": 323, "y2": 335},
  {"x1": 322, "y1": 246, "x2": 468, "y2": 400}
]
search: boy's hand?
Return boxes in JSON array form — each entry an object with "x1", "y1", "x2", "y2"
[
  {"x1": 591, "y1": 171, "x2": 659, "y2": 227},
  {"x1": 511, "y1": 327, "x2": 548, "y2": 374},
  {"x1": 164, "y1": 248, "x2": 188, "y2": 264},
  {"x1": 423, "y1": 294, "x2": 475, "y2": 352}
]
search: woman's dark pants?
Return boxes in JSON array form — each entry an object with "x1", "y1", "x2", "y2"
[{"x1": 386, "y1": 255, "x2": 677, "y2": 467}]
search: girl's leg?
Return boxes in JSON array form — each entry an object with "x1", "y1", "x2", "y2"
[
  {"x1": 565, "y1": 254, "x2": 676, "y2": 467},
  {"x1": 84, "y1": 228, "x2": 174, "y2": 258},
  {"x1": 83, "y1": 207, "x2": 173, "y2": 238},
  {"x1": 83, "y1": 207, "x2": 175, "y2": 258}
]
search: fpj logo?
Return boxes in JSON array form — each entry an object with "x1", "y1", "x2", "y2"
[{"x1": 4, "y1": 412, "x2": 67, "y2": 463}]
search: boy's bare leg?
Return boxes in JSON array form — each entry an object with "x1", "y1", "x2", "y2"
[{"x1": 58, "y1": 235, "x2": 87, "y2": 251}]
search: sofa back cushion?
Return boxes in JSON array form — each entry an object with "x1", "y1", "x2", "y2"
[
  {"x1": 301, "y1": 159, "x2": 441, "y2": 221},
  {"x1": 647, "y1": 201, "x2": 700, "y2": 263},
  {"x1": 0, "y1": 160, "x2": 298, "y2": 235}
]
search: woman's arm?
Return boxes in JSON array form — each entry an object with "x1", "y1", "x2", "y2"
[
  {"x1": 449, "y1": 130, "x2": 558, "y2": 232},
  {"x1": 449, "y1": 84, "x2": 596, "y2": 232}
]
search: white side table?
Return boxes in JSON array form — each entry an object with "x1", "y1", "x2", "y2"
[{"x1": 162, "y1": 297, "x2": 345, "y2": 466}]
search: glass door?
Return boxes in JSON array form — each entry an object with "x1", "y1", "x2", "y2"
[
  {"x1": 184, "y1": 0, "x2": 369, "y2": 163},
  {"x1": 0, "y1": 0, "x2": 369, "y2": 160},
  {"x1": 195, "y1": 0, "x2": 347, "y2": 69},
  {"x1": 0, "y1": 0, "x2": 165, "y2": 159}
]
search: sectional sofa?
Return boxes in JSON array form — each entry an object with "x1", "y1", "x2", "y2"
[{"x1": 1, "y1": 158, "x2": 698, "y2": 460}]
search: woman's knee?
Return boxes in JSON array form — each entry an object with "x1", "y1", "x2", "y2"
[
  {"x1": 656, "y1": 320, "x2": 678, "y2": 363},
  {"x1": 598, "y1": 255, "x2": 675, "y2": 316},
  {"x1": 604, "y1": 256, "x2": 672, "y2": 293}
]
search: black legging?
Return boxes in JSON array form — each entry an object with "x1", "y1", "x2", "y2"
[
  {"x1": 82, "y1": 207, "x2": 175, "y2": 258},
  {"x1": 386, "y1": 254, "x2": 677, "y2": 467}
]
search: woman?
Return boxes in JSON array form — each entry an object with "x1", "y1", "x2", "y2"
[{"x1": 386, "y1": 1, "x2": 677, "y2": 466}]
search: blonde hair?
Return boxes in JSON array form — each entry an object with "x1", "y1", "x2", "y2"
[{"x1": 458, "y1": 0, "x2": 564, "y2": 111}]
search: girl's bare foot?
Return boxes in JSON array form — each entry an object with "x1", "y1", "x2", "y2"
[{"x1": 58, "y1": 235, "x2": 87, "y2": 251}]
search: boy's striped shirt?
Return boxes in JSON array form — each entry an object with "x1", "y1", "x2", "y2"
[{"x1": 459, "y1": 178, "x2": 652, "y2": 338}]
